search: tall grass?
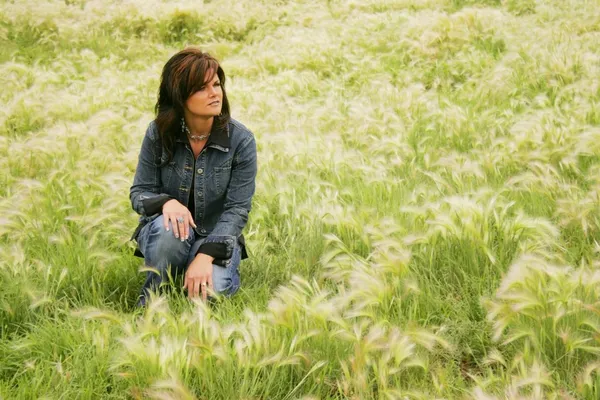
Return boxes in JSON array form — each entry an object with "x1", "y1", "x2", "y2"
[{"x1": 1, "y1": 0, "x2": 600, "y2": 398}]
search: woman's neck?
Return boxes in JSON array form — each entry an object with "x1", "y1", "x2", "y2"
[{"x1": 183, "y1": 114, "x2": 213, "y2": 136}]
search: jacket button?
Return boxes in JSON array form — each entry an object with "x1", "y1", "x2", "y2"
[{"x1": 197, "y1": 168, "x2": 203, "y2": 174}]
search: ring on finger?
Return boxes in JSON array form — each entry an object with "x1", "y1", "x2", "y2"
[{"x1": 176, "y1": 216, "x2": 185, "y2": 223}]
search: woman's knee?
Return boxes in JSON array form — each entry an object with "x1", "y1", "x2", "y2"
[
  {"x1": 212, "y1": 271, "x2": 239, "y2": 296},
  {"x1": 211, "y1": 247, "x2": 241, "y2": 296},
  {"x1": 140, "y1": 215, "x2": 195, "y2": 268}
]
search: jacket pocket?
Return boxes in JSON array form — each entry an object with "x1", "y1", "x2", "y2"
[{"x1": 213, "y1": 166, "x2": 232, "y2": 196}]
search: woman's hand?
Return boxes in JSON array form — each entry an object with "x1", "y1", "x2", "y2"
[
  {"x1": 184, "y1": 254, "x2": 215, "y2": 300},
  {"x1": 162, "y1": 199, "x2": 197, "y2": 240}
]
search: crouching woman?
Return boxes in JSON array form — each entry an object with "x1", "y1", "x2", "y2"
[{"x1": 129, "y1": 48, "x2": 257, "y2": 307}]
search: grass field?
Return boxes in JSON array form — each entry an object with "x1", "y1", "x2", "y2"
[{"x1": 1, "y1": 0, "x2": 600, "y2": 398}]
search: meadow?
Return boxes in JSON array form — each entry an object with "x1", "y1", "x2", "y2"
[{"x1": 1, "y1": 0, "x2": 600, "y2": 398}]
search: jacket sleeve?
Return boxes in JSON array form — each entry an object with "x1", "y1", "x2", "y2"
[
  {"x1": 130, "y1": 124, "x2": 173, "y2": 217},
  {"x1": 197, "y1": 134, "x2": 257, "y2": 259}
]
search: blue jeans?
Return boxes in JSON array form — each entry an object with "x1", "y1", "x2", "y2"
[{"x1": 136, "y1": 215, "x2": 241, "y2": 306}]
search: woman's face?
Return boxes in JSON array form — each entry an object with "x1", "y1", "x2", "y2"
[{"x1": 184, "y1": 70, "x2": 223, "y2": 118}]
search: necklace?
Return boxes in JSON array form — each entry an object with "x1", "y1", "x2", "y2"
[{"x1": 181, "y1": 118, "x2": 210, "y2": 141}]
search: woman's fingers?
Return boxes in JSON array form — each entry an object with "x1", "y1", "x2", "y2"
[
  {"x1": 169, "y1": 215, "x2": 181, "y2": 238},
  {"x1": 162, "y1": 199, "x2": 196, "y2": 241},
  {"x1": 165, "y1": 213, "x2": 192, "y2": 240},
  {"x1": 164, "y1": 214, "x2": 196, "y2": 239},
  {"x1": 184, "y1": 278, "x2": 212, "y2": 300},
  {"x1": 206, "y1": 276, "x2": 214, "y2": 299},
  {"x1": 164, "y1": 215, "x2": 171, "y2": 231},
  {"x1": 189, "y1": 212, "x2": 197, "y2": 229},
  {"x1": 201, "y1": 281, "x2": 208, "y2": 301},
  {"x1": 167, "y1": 214, "x2": 176, "y2": 237},
  {"x1": 178, "y1": 217, "x2": 186, "y2": 241},
  {"x1": 193, "y1": 280, "x2": 201, "y2": 299},
  {"x1": 162, "y1": 200, "x2": 195, "y2": 239}
]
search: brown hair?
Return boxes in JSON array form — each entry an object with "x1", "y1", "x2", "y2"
[{"x1": 155, "y1": 48, "x2": 230, "y2": 163}]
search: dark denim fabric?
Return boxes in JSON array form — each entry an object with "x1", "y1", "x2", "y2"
[{"x1": 129, "y1": 118, "x2": 257, "y2": 261}]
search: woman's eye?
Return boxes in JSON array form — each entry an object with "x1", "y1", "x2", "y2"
[{"x1": 214, "y1": 82, "x2": 221, "y2": 87}]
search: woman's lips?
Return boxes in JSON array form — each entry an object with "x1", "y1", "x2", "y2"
[{"x1": 209, "y1": 101, "x2": 220, "y2": 106}]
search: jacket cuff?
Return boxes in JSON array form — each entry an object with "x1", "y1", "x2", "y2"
[
  {"x1": 196, "y1": 235, "x2": 235, "y2": 259},
  {"x1": 142, "y1": 194, "x2": 173, "y2": 216}
]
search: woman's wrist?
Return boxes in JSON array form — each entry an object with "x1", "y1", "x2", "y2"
[
  {"x1": 162, "y1": 198, "x2": 177, "y2": 209},
  {"x1": 195, "y1": 253, "x2": 215, "y2": 263}
]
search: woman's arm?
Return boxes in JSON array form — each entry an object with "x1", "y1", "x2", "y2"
[
  {"x1": 129, "y1": 123, "x2": 173, "y2": 216},
  {"x1": 197, "y1": 134, "x2": 257, "y2": 259}
]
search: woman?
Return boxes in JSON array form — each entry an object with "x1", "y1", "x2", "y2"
[{"x1": 129, "y1": 48, "x2": 257, "y2": 307}]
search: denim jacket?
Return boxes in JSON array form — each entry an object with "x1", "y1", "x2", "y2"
[{"x1": 129, "y1": 118, "x2": 257, "y2": 262}]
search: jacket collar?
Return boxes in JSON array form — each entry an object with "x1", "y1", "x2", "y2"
[{"x1": 176, "y1": 118, "x2": 230, "y2": 152}]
